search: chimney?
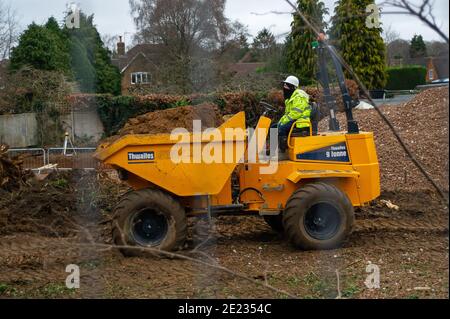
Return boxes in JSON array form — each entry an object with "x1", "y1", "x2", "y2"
[{"x1": 117, "y1": 36, "x2": 125, "y2": 56}]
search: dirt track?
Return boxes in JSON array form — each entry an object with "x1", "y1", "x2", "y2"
[{"x1": 0, "y1": 172, "x2": 448, "y2": 299}]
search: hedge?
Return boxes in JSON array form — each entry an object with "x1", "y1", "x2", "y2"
[
  {"x1": 69, "y1": 92, "x2": 272, "y2": 136},
  {"x1": 68, "y1": 80, "x2": 359, "y2": 137},
  {"x1": 386, "y1": 65, "x2": 427, "y2": 90}
]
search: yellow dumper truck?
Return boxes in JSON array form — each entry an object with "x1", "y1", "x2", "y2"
[{"x1": 94, "y1": 41, "x2": 380, "y2": 256}]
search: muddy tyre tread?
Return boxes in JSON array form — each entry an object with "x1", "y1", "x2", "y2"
[
  {"x1": 283, "y1": 182, "x2": 354, "y2": 250},
  {"x1": 112, "y1": 188, "x2": 187, "y2": 257}
]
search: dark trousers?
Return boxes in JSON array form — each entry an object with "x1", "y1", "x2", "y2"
[
  {"x1": 270, "y1": 120, "x2": 295, "y2": 138},
  {"x1": 271, "y1": 121, "x2": 310, "y2": 152},
  {"x1": 270, "y1": 121, "x2": 294, "y2": 153},
  {"x1": 278, "y1": 120, "x2": 296, "y2": 138}
]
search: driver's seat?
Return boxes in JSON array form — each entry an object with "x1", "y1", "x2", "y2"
[{"x1": 290, "y1": 102, "x2": 321, "y2": 137}]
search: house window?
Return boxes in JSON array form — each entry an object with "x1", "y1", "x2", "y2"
[{"x1": 131, "y1": 72, "x2": 151, "y2": 85}]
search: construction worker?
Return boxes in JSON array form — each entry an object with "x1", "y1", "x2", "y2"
[{"x1": 277, "y1": 76, "x2": 312, "y2": 152}]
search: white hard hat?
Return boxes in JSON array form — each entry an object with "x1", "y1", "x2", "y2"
[{"x1": 283, "y1": 75, "x2": 300, "y2": 88}]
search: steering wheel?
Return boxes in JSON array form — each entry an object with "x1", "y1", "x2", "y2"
[{"x1": 259, "y1": 101, "x2": 277, "y2": 116}]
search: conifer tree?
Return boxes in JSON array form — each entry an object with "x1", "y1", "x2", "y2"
[
  {"x1": 287, "y1": 0, "x2": 328, "y2": 85},
  {"x1": 330, "y1": 0, "x2": 387, "y2": 89}
]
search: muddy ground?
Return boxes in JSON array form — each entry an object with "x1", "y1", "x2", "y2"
[
  {"x1": 0, "y1": 171, "x2": 447, "y2": 299},
  {"x1": 0, "y1": 88, "x2": 448, "y2": 299}
]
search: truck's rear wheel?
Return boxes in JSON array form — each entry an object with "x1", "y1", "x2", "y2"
[
  {"x1": 283, "y1": 183, "x2": 354, "y2": 250},
  {"x1": 112, "y1": 189, "x2": 187, "y2": 257}
]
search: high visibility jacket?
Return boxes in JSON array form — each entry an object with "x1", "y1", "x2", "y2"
[{"x1": 279, "y1": 89, "x2": 311, "y2": 129}]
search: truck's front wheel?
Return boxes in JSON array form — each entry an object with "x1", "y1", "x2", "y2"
[
  {"x1": 112, "y1": 189, "x2": 187, "y2": 257},
  {"x1": 283, "y1": 183, "x2": 354, "y2": 250}
]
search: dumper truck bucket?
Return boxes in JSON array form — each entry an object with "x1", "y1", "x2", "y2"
[{"x1": 94, "y1": 112, "x2": 247, "y2": 196}]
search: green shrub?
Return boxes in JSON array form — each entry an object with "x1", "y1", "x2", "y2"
[{"x1": 386, "y1": 65, "x2": 427, "y2": 90}]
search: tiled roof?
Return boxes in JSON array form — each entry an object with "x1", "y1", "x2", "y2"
[
  {"x1": 111, "y1": 44, "x2": 168, "y2": 73},
  {"x1": 433, "y1": 57, "x2": 449, "y2": 79}
]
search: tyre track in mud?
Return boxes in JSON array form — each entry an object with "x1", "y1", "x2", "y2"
[
  {"x1": 0, "y1": 218, "x2": 448, "y2": 298},
  {"x1": 345, "y1": 231, "x2": 449, "y2": 253},
  {"x1": 0, "y1": 196, "x2": 448, "y2": 283},
  {"x1": 353, "y1": 217, "x2": 449, "y2": 234},
  {"x1": 0, "y1": 235, "x2": 112, "y2": 278},
  {"x1": 2, "y1": 216, "x2": 446, "y2": 258},
  {"x1": 0, "y1": 212, "x2": 447, "y2": 260},
  {"x1": 213, "y1": 214, "x2": 448, "y2": 240}
]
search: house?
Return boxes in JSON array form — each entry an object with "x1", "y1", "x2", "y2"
[
  {"x1": 425, "y1": 57, "x2": 449, "y2": 82},
  {"x1": 112, "y1": 38, "x2": 267, "y2": 95},
  {"x1": 111, "y1": 37, "x2": 168, "y2": 94},
  {"x1": 408, "y1": 56, "x2": 449, "y2": 83},
  {"x1": 426, "y1": 58, "x2": 439, "y2": 82},
  {"x1": 386, "y1": 40, "x2": 449, "y2": 83}
]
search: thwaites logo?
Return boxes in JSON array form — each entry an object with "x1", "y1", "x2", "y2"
[
  {"x1": 297, "y1": 142, "x2": 350, "y2": 162},
  {"x1": 128, "y1": 152, "x2": 155, "y2": 162}
]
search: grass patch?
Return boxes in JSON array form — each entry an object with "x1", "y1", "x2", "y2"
[
  {"x1": 287, "y1": 276, "x2": 301, "y2": 288},
  {"x1": 40, "y1": 283, "x2": 77, "y2": 298},
  {"x1": 78, "y1": 260, "x2": 102, "y2": 270},
  {"x1": 0, "y1": 283, "x2": 10, "y2": 295},
  {"x1": 0, "y1": 283, "x2": 20, "y2": 297},
  {"x1": 342, "y1": 284, "x2": 361, "y2": 298},
  {"x1": 49, "y1": 178, "x2": 69, "y2": 189},
  {"x1": 0, "y1": 283, "x2": 9, "y2": 294},
  {"x1": 340, "y1": 275, "x2": 362, "y2": 298},
  {"x1": 303, "y1": 272, "x2": 337, "y2": 299}
]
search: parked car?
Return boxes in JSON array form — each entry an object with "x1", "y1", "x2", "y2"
[{"x1": 432, "y1": 78, "x2": 449, "y2": 84}]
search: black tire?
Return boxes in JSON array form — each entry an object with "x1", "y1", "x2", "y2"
[
  {"x1": 263, "y1": 215, "x2": 284, "y2": 232},
  {"x1": 283, "y1": 183, "x2": 354, "y2": 250},
  {"x1": 112, "y1": 189, "x2": 187, "y2": 257}
]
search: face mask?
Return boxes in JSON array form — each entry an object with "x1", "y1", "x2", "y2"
[{"x1": 284, "y1": 88, "x2": 295, "y2": 100}]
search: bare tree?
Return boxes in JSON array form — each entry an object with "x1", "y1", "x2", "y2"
[
  {"x1": 381, "y1": 0, "x2": 449, "y2": 43},
  {"x1": 214, "y1": 20, "x2": 251, "y2": 63},
  {"x1": 386, "y1": 39, "x2": 411, "y2": 65},
  {"x1": 0, "y1": 1, "x2": 20, "y2": 60},
  {"x1": 426, "y1": 40, "x2": 449, "y2": 57},
  {"x1": 129, "y1": 0, "x2": 246, "y2": 93},
  {"x1": 101, "y1": 34, "x2": 119, "y2": 56},
  {"x1": 383, "y1": 24, "x2": 400, "y2": 44},
  {"x1": 129, "y1": 0, "x2": 229, "y2": 57},
  {"x1": 217, "y1": 20, "x2": 250, "y2": 52}
]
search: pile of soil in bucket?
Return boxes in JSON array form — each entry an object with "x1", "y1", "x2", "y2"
[{"x1": 102, "y1": 103, "x2": 224, "y2": 145}]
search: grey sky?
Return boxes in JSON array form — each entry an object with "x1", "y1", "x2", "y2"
[{"x1": 7, "y1": 0, "x2": 450, "y2": 44}]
